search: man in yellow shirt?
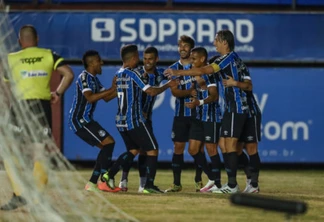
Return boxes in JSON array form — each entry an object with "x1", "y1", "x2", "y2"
[{"x1": 1, "y1": 24, "x2": 74, "y2": 210}]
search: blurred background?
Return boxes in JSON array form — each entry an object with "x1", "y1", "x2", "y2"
[{"x1": 3, "y1": 0, "x2": 324, "y2": 166}]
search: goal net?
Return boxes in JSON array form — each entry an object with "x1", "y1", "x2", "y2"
[{"x1": 0, "y1": 2, "x2": 137, "y2": 222}]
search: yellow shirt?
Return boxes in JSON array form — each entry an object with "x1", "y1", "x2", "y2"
[{"x1": 7, "y1": 47, "x2": 63, "y2": 100}]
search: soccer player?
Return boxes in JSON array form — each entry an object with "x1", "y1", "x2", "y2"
[
  {"x1": 1, "y1": 25, "x2": 74, "y2": 210},
  {"x1": 102, "y1": 44, "x2": 170, "y2": 193},
  {"x1": 68, "y1": 50, "x2": 119, "y2": 193},
  {"x1": 165, "y1": 35, "x2": 205, "y2": 193},
  {"x1": 184, "y1": 48, "x2": 223, "y2": 193},
  {"x1": 164, "y1": 30, "x2": 252, "y2": 193},
  {"x1": 223, "y1": 75, "x2": 261, "y2": 193},
  {"x1": 118, "y1": 46, "x2": 169, "y2": 192}
]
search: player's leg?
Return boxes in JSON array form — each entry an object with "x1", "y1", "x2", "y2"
[
  {"x1": 165, "y1": 117, "x2": 190, "y2": 192},
  {"x1": 103, "y1": 130, "x2": 139, "y2": 191},
  {"x1": 188, "y1": 119, "x2": 209, "y2": 191},
  {"x1": 214, "y1": 112, "x2": 247, "y2": 194},
  {"x1": 133, "y1": 122, "x2": 162, "y2": 193},
  {"x1": 137, "y1": 150, "x2": 147, "y2": 192},
  {"x1": 237, "y1": 142, "x2": 251, "y2": 184}
]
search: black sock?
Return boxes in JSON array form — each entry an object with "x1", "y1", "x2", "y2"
[
  {"x1": 108, "y1": 152, "x2": 135, "y2": 179},
  {"x1": 100, "y1": 143, "x2": 115, "y2": 174},
  {"x1": 172, "y1": 153, "x2": 183, "y2": 186},
  {"x1": 238, "y1": 151, "x2": 251, "y2": 180},
  {"x1": 145, "y1": 155, "x2": 158, "y2": 188},
  {"x1": 191, "y1": 152, "x2": 210, "y2": 180},
  {"x1": 194, "y1": 152, "x2": 206, "y2": 182},
  {"x1": 138, "y1": 154, "x2": 147, "y2": 178},
  {"x1": 210, "y1": 154, "x2": 222, "y2": 187},
  {"x1": 225, "y1": 152, "x2": 238, "y2": 188},
  {"x1": 121, "y1": 162, "x2": 131, "y2": 181},
  {"x1": 249, "y1": 153, "x2": 261, "y2": 187},
  {"x1": 90, "y1": 152, "x2": 101, "y2": 184}
]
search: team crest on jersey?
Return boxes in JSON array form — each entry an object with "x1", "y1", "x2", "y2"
[{"x1": 98, "y1": 130, "x2": 106, "y2": 137}]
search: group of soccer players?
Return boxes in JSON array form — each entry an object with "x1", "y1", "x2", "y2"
[{"x1": 68, "y1": 29, "x2": 261, "y2": 194}]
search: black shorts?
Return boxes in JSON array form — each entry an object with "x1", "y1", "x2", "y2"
[
  {"x1": 119, "y1": 121, "x2": 158, "y2": 151},
  {"x1": 171, "y1": 116, "x2": 195, "y2": 142},
  {"x1": 189, "y1": 119, "x2": 204, "y2": 142},
  {"x1": 9, "y1": 99, "x2": 52, "y2": 142},
  {"x1": 75, "y1": 121, "x2": 111, "y2": 146},
  {"x1": 239, "y1": 112, "x2": 262, "y2": 143},
  {"x1": 221, "y1": 111, "x2": 248, "y2": 139},
  {"x1": 203, "y1": 121, "x2": 221, "y2": 144}
]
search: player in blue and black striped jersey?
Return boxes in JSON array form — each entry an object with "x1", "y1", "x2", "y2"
[
  {"x1": 165, "y1": 35, "x2": 198, "y2": 193},
  {"x1": 184, "y1": 48, "x2": 223, "y2": 193},
  {"x1": 102, "y1": 44, "x2": 171, "y2": 194},
  {"x1": 68, "y1": 50, "x2": 119, "y2": 192},
  {"x1": 164, "y1": 30, "x2": 253, "y2": 194},
  {"x1": 118, "y1": 46, "x2": 170, "y2": 192}
]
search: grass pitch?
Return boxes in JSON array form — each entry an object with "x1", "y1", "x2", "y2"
[{"x1": 1, "y1": 168, "x2": 324, "y2": 222}]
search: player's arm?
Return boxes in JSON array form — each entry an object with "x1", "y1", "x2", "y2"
[
  {"x1": 146, "y1": 79, "x2": 175, "y2": 96},
  {"x1": 164, "y1": 64, "x2": 219, "y2": 77},
  {"x1": 185, "y1": 85, "x2": 218, "y2": 109},
  {"x1": 51, "y1": 53, "x2": 74, "y2": 103},
  {"x1": 170, "y1": 81, "x2": 195, "y2": 98},
  {"x1": 84, "y1": 89, "x2": 116, "y2": 103},
  {"x1": 223, "y1": 76, "x2": 252, "y2": 91},
  {"x1": 103, "y1": 76, "x2": 117, "y2": 102}
]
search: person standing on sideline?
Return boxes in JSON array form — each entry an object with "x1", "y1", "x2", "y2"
[
  {"x1": 1, "y1": 24, "x2": 74, "y2": 211},
  {"x1": 103, "y1": 44, "x2": 170, "y2": 193},
  {"x1": 68, "y1": 50, "x2": 119, "y2": 193},
  {"x1": 164, "y1": 30, "x2": 252, "y2": 194},
  {"x1": 118, "y1": 46, "x2": 170, "y2": 192}
]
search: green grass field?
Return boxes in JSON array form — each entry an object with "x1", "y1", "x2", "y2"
[
  {"x1": 84, "y1": 168, "x2": 323, "y2": 222},
  {"x1": 1, "y1": 168, "x2": 324, "y2": 222}
]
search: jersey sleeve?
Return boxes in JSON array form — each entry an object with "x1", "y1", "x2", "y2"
[
  {"x1": 130, "y1": 69, "x2": 151, "y2": 91},
  {"x1": 77, "y1": 73, "x2": 92, "y2": 93},
  {"x1": 52, "y1": 51, "x2": 65, "y2": 70}
]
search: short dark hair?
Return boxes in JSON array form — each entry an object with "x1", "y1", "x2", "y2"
[
  {"x1": 144, "y1": 46, "x2": 158, "y2": 57},
  {"x1": 178, "y1": 35, "x2": 195, "y2": 49},
  {"x1": 19, "y1": 25, "x2": 37, "y2": 39},
  {"x1": 82, "y1": 50, "x2": 99, "y2": 69},
  {"x1": 121, "y1": 44, "x2": 138, "y2": 62},
  {"x1": 217, "y1": 30, "x2": 235, "y2": 51},
  {"x1": 191, "y1": 47, "x2": 208, "y2": 63}
]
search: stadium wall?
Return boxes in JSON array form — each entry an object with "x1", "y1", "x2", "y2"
[{"x1": 6, "y1": 10, "x2": 324, "y2": 164}]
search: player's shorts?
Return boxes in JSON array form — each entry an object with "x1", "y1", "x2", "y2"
[
  {"x1": 9, "y1": 99, "x2": 52, "y2": 142},
  {"x1": 203, "y1": 121, "x2": 221, "y2": 144},
  {"x1": 189, "y1": 119, "x2": 204, "y2": 142},
  {"x1": 220, "y1": 111, "x2": 248, "y2": 139},
  {"x1": 119, "y1": 121, "x2": 158, "y2": 151},
  {"x1": 75, "y1": 121, "x2": 111, "y2": 146},
  {"x1": 239, "y1": 112, "x2": 262, "y2": 143},
  {"x1": 171, "y1": 116, "x2": 195, "y2": 142}
]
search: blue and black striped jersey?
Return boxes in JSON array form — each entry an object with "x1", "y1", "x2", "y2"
[
  {"x1": 68, "y1": 70, "x2": 105, "y2": 133},
  {"x1": 138, "y1": 66, "x2": 167, "y2": 121},
  {"x1": 196, "y1": 74, "x2": 222, "y2": 123},
  {"x1": 213, "y1": 51, "x2": 250, "y2": 114},
  {"x1": 169, "y1": 61, "x2": 196, "y2": 117},
  {"x1": 115, "y1": 67, "x2": 151, "y2": 131},
  {"x1": 246, "y1": 91, "x2": 261, "y2": 117}
]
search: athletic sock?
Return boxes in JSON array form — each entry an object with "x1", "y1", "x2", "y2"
[
  {"x1": 238, "y1": 151, "x2": 251, "y2": 180},
  {"x1": 172, "y1": 153, "x2": 183, "y2": 186},
  {"x1": 249, "y1": 152, "x2": 261, "y2": 187},
  {"x1": 145, "y1": 155, "x2": 158, "y2": 188},
  {"x1": 210, "y1": 154, "x2": 222, "y2": 187},
  {"x1": 108, "y1": 152, "x2": 135, "y2": 179},
  {"x1": 226, "y1": 152, "x2": 238, "y2": 188}
]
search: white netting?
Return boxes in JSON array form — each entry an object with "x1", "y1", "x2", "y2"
[{"x1": 0, "y1": 2, "x2": 138, "y2": 222}]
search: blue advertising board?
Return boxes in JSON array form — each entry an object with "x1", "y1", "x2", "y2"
[
  {"x1": 63, "y1": 66, "x2": 324, "y2": 163},
  {"x1": 8, "y1": 12, "x2": 324, "y2": 62}
]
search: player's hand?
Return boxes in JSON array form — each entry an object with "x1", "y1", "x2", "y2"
[
  {"x1": 142, "y1": 112, "x2": 148, "y2": 119},
  {"x1": 111, "y1": 76, "x2": 117, "y2": 89},
  {"x1": 222, "y1": 76, "x2": 237, "y2": 87},
  {"x1": 51, "y1": 91, "x2": 60, "y2": 104},
  {"x1": 185, "y1": 97, "x2": 199, "y2": 109},
  {"x1": 164, "y1": 68, "x2": 178, "y2": 78},
  {"x1": 189, "y1": 83, "x2": 197, "y2": 97}
]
